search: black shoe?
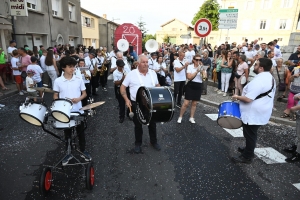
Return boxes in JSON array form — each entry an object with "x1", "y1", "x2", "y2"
[
  {"x1": 176, "y1": 104, "x2": 181, "y2": 109},
  {"x1": 134, "y1": 145, "x2": 141, "y2": 153},
  {"x1": 232, "y1": 155, "x2": 252, "y2": 164},
  {"x1": 151, "y1": 143, "x2": 161, "y2": 151},
  {"x1": 119, "y1": 118, "x2": 124, "y2": 123},
  {"x1": 285, "y1": 152, "x2": 300, "y2": 163},
  {"x1": 62, "y1": 155, "x2": 72, "y2": 166},
  {"x1": 128, "y1": 116, "x2": 133, "y2": 121},
  {"x1": 238, "y1": 147, "x2": 245, "y2": 153},
  {"x1": 92, "y1": 93, "x2": 98, "y2": 96},
  {"x1": 283, "y1": 145, "x2": 297, "y2": 153},
  {"x1": 80, "y1": 151, "x2": 92, "y2": 161}
]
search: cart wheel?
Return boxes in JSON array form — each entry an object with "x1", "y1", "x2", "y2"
[
  {"x1": 39, "y1": 167, "x2": 52, "y2": 196},
  {"x1": 86, "y1": 163, "x2": 95, "y2": 190}
]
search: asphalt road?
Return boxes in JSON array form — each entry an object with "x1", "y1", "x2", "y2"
[{"x1": 0, "y1": 81, "x2": 300, "y2": 200}]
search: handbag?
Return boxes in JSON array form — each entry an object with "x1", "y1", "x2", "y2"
[
  {"x1": 183, "y1": 67, "x2": 198, "y2": 95},
  {"x1": 234, "y1": 72, "x2": 241, "y2": 79},
  {"x1": 275, "y1": 66, "x2": 286, "y2": 91},
  {"x1": 21, "y1": 71, "x2": 27, "y2": 79},
  {"x1": 290, "y1": 84, "x2": 300, "y2": 94}
]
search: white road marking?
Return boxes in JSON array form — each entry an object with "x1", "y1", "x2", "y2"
[
  {"x1": 254, "y1": 147, "x2": 287, "y2": 164},
  {"x1": 223, "y1": 127, "x2": 244, "y2": 137},
  {"x1": 293, "y1": 183, "x2": 300, "y2": 191},
  {"x1": 205, "y1": 114, "x2": 218, "y2": 121}
]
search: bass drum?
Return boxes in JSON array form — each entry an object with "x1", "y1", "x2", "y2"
[{"x1": 136, "y1": 87, "x2": 174, "y2": 125}]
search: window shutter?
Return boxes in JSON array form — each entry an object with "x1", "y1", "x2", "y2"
[
  {"x1": 286, "y1": 19, "x2": 292, "y2": 30},
  {"x1": 268, "y1": 0, "x2": 272, "y2": 9},
  {"x1": 289, "y1": 0, "x2": 294, "y2": 7},
  {"x1": 52, "y1": 0, "x2": 57, "y2": 11},
  {"x1": 280, "y1": 0, "x2": 284, "y2": 8},
  {"x1": 266, "y1": 19, "x2": 271, "y2": 30},
  {"x1": 275, "y1": 19, "x2": 279, "y2": 30},
  {"x1": 27, "y1": 0, "x2": 36, "y2": 4},
  {"x1": 256, "y1": 19, "x2": 260, "y2": 30},
  {"x1": 68, "y1": 4, "x2": 72, "y2": 12}
]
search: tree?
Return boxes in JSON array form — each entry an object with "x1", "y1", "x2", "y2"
[
  {"x1": 136, "y1": 16, "x2": 148, "y2": 37},
  {"x1": 142, "y1": 34, "x2": 156, "y2": 50},
  {"x1": 191, "y1": 0, "x2": 220, "y2": 31},
  {"x1": 163, "y1": 35, "x2": 169, "y2": 43}
]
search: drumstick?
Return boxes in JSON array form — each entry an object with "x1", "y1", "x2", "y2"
[{"x1": 129, "y1": 106, "x2": 134, "y2": 118}]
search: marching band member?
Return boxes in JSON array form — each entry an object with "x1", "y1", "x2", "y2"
[
  {"x1": 173, "y1": 51, "x2": 188, "y2": 108},
  {"x1": 78, "y1": 58, "x2": 91, "y2": 106},
  {"x1": 110, "y1": 51, "x2": 131, "y2": 74},
  {"x1": 232, "y1": 58, "x2": 275, "y2": 164},
  {"x1": 53, "y1": 57, "x2": 91, "y2": 166},
  {"x1": 113, "y1": 60, "x2": 127, "y2": 123},
  {"x1": 120, "y1": 55, "x2": 161, "y2": 153},
  {"x1": 177, "y1": 55, "x2": 204, "y2": 124},
  {"x1": 154, "y1": 55, "x2": 168, "y2": 86},
  {"x1": 148, "y1": 52, "x2": 157, "y2": 69},
  {"x1": 96, "y1": 49, "x2": 106, "y2": 91},
  {"x1": 85, "y1": 52, "x2": 98, "y2": 96}
]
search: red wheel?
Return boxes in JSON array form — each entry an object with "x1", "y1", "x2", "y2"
[
  {"x1": 86, "y1": 163, "x2": 95, "y2": 190},
  {"x1": 39, "y1": 167, "x2": 52, "y2": 196}
]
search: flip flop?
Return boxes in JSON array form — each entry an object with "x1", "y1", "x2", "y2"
[
  {"x1": 280, "y1": 113, "x2": 290, "y2": 118},
  {"x1": 2, "y1": 88, "x2": 10, "y2": 90}
]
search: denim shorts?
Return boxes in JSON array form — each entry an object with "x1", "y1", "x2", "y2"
[{"x1": 36, "y1": 81, "x2": 43, "y2": 87}]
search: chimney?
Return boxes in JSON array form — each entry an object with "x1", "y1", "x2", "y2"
[{"x1": 103, "y1": 14, "x2": 107, "y2": 19}]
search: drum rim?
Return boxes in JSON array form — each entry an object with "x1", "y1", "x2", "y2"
[
  {"x1": 19, "y1": 113, "x2": 43, "y2": 126},
  {"x1": 53, "y1": 120, "x2": 76, "y2": 129},
  {"x1": 53, "y1": 98, "x2": 73, "y2": 105},
  {"x1": 136, "y1": 87, "x2": 153, "y2": 125},
  {"x1": 51, "y1": 111, "x2": 71, "y2": 123}
]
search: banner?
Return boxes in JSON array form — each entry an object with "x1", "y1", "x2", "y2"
[{"x1": 10, "y1": 0, "x2": 28, "y2": 16}]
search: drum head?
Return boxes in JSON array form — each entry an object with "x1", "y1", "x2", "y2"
[
  {"x1": 19, "y1": 113, "x2": 43, "y2": 126},
  {"x1": 217, "y1": 116, "x2": 242, "y2": 129},
  {"x1": 136, "y1": 87, "x2": 152, "y2": 125},
  {"x1": 51, "y1": 112, "x2": 70, "y2": 123}
]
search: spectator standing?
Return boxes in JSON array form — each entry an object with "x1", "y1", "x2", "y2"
[
  {"x1": 11, "y1": 50, "x2": 23, "y2": 95},
  {"x1": 27, "y1": 56, "x2": 43, "y2": 96},
  {"x1": 45, "y1": 50, "x2": 59, "y2": 88},
  {"x1": 235, "y1": 55, "x2": 248, "y2": 95}
]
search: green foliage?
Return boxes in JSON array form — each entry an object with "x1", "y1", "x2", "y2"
[
  {"x1": 142, "y1": 34, "x2": 156, "y2": 50},
  {"x1": 136, "y1": 16, "x2": 148, "y2": 36},
  {"x1": 163, "y1": 35, "x2": 169, "y2": 43},
  {"x1": 191, "y1": 0, "x2": 220, "y2": 31}
]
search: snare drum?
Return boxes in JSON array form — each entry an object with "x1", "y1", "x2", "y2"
[
  {"x1": 136, "y1": 86, "x2": 174, "y2": 125},
  {"x1": 217, "y1": 101, "x2": 242, "y2": 129},
  {"x1": 52, "y1": 113, "x2": 83, "y2": 129},
  {"x1": 51, "y1": 99, "x2": 73, "y2": 123},
  {"x1": 19, "y1": 103, "x2": 47, "y2": 126}
]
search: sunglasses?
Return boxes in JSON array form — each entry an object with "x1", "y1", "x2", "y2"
[{"x1": 194, "y1": 59, "x2": 201, "y2": 61}]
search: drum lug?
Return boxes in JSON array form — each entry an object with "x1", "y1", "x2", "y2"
[
  {"x1": 167, "y1": 109, "x2": 174, "y2": 111},
  {"x1": 151, "y1": 110, "x2": 157, "y2": 113},
  {"x1": 223, "y1": 110, "x2": 227, "y2": 115}
]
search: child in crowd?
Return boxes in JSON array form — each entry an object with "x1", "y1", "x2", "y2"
[
  {"x1": 10, "y1": 50, "x2": 23, "y2": 95},
  {"x1": 26, "y1": 70, "x2": 37, "y2": 97},
  {"x1": 27, "y1": 56, "x2": 43, "y2": 97}
]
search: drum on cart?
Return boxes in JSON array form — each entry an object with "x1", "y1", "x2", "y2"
[
  {"x1": 19, "y1": 103, "x2": 47, "y2": 126},
  {"x1": 217, "y1": 101, "x2": 242, "y2": 129},
  {"x1": 51, "y1": 99, "x2": 73, "y2": 123},
  {"x1": 136, "y1": 86, "x2": 174, "y2": 125}
]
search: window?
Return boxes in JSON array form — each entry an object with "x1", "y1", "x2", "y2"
[
  {"x1": 69, "y1": 3, "x2": 75, "y2": 21},
  {"x1": 225, "y1": 37, "x2": 230, "y2": 40},
  {"x1": 242, "y1": 37, "x2": 246, "y2": 40},
  {"x1": 258, "y1": 37, "x2": 263, "y2": 41},
  {"x1": 209, "y1": 37, "x2": 214, "y2": 40},
  {"x1": 52, "y1": 0, "x2": 61, "y2": 17},
  {"x1": 278, "y1": 38, "x2": 283, "y2": 41},
  {"x1": 260, "y1": 20, "x2": 267, "y2": 29},
  {"x1": 91, "y1": 18, "x2": 94, "y2": 28},
  {"x1": 283, "y1": 0, "x2": 292, "y2": 8},
  {"x1": 172, "y1": 28, "x2": 177, "y2": 31},
  {"x1": 262, "y1": 0, "x2": 270, "y2": 9},
  {"x1": 82, "y1": 16, "x2": 91, "y2": 27},
  {"x1": 27, "y1": 0, "x2": 36, "y2": 10},
  {"x1": 279, "y1": 19, "x2": 287, "y2": 29},
  {"x1": 245, "y1": 1, "x2": 254, "y2": 10}
]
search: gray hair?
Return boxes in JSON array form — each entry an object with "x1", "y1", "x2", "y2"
[
  {"x1": 256, "y1": 50, "x2": 265, "y2": 57},
  {"x1": 276, "y1": 58, "x2": 284, "y2": 62},
  {"x1": 240, "y1": 54, "x2": 247, "y2": 61},
  {"x1": 137, "y1": 55, "x2": 148, "y2": 63},
  {"x1": 203, "y1": 51, "x2": 208, "y2": 56},
  {"x1": 116, "y1": 51, "x2": 123, "y2": 57}
]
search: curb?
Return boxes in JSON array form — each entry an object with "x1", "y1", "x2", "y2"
[{"x1": 0, "y1": 90, "x2": 18, "y2": 101}]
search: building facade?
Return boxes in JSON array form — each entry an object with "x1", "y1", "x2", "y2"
[
  {"x1": 0, "y1": 0, "x2": 82, "y2": 50},
  {"x1": 81, "y1": 8, "x2": 100, "y2": 49},
  {"x1": 99, "y1": 15, "x2": 119, "y2": 52}
]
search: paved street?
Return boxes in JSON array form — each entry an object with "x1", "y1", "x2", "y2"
[{"x1": 0, "y1": 81, "x2": 300, "y2": 200}]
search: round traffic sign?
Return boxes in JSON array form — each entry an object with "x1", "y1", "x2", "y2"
[{"x1": 194, "y1": 18, "x2": 212, "y2": 37}]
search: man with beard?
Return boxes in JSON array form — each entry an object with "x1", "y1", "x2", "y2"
[
  {"x1": 260, "y1": 43, "x2": 268, "y2": 58},
  {"x1": 288, "y1": 45, "x2": 300, "y2": 68},
  {"x1": 231, "y1": 58, "x2": 275, "y2": 164}
]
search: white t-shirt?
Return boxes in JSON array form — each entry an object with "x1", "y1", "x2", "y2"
[
  {"x1": 187, "y1": 64, "x2": 203, "y2": 83},
  {"x1": 240, "y1": 72, "x2": 275, "y2": 125},
  {"x1": 148, "y1": 58, "x2": 157, "y2": 69},
  {"x1": 84, "y1": 57, "x2": 98, "y2": 71},
  {"x1": 7, "y1": 47, "x2": 17, "y2": 61},
  {"x1": 11, "y1": 57, "x2": 21, "y2": 76},
  {"x1": 39, "y1": 55, "x2": 46, "y2": 72},
  {"x1": 113, "y1": 69, "x2": 126, "y2": 87},
  {"x1": 53, "y1": 75, "x2": 86, "y2": 113},
  {"x1": 27, "y1": 64, "x2": 43, "y2": 82},
  {"x1": 185, "y1": 50, "x2": 195, "y2": 63},
  {"x1": 174, "y1": 58, "x2": 187, "y2": 82},
  {"x1": 122, "y1": 69, "x2": 158, "y2": 101},
  {"x1": 26, "y1": 76, "x2": 36, "y2": 92},
  {"x1": 155, "y1": 62, "x2": 167, "y2": 77},
  {"x1": 245, "y1": 50, "x2": 255, "y2": 64},
  {"x1": 111, "y1": 57, "x2": 131, "y2": 73},
  {"x1": 96, "y1": 56, "x2": 104, "y2": 67}
]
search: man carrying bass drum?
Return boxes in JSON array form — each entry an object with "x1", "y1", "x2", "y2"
[{"x1": 120, "y1": 55, "x2": 161, "y2": 154}]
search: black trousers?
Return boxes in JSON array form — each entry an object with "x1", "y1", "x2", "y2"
[
  {"x1": 241, "y1": 123, "x2": 261, "y2": 159},
  {"x1": 104, "y1": 68, "x2": 109, "y2": 86},
  {"x1": 131, "y1": 101, "x2": 157, "y2": 146},
  {"x1": 174, "y1": 81, "x2": 185, "y2": 105},
  {"x1": 99, "y1": 75, "x2": 106, "y2": 88},
  {"x1": 116, "y1": 87, "x2": 125, "y2": 119},
  {"x1": 82, "y1": 83, "x2": 91, "y2": 107},
  {"x1": 64, "y1": 121, "x2": 86, "y2": 152},
  {"x1": 91, "y1": 74, "x2": 99, "y2": 94}
]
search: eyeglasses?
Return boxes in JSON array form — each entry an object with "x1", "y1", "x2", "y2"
[{"x1": 194, "y1": 59, "x2": 201, "y2": 61}]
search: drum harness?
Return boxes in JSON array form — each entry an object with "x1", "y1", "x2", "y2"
[{"x1": 254, "y1": 78, "x2": 275, "y2": 100}]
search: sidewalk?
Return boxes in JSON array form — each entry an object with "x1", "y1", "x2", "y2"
[
  {"x1": 200, "y1": 80, "x2": 295, "y2": 127},
  {"x1": 0, "y1": 82, "x2": 19, "y2": 101}
]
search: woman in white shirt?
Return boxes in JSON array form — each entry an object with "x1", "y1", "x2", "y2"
[
  {"x1": 177, "y1": 55, "x2": 204, "y2": 124},
  {"x1": 44, "y1": 50, "x2": 59, "y2": 88},
  {"x1": 154, "y1": 55, "x2": 168, "y2": 86}
]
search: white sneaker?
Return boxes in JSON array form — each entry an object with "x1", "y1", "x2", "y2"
[
  {"x1": 189, "y1": 118, "x2": 195, "y2": 123},
  {"x1": 217, "y1": 91, "x2": 223, "y2": 94},
  {"x1": 223, "y1": 92, "x2": 227, "y2": 97},
  {"x1": 22, "y1": 90, "x2": 28, "y2": 94},
  {"x1": 214, "y1": 88, "x2": 219, "y2": 92},
  {"x1": 0, "y1": 104, "x2": 5, "y2": 108},
  {"x1": 19, "y1": 91, "x2": 24, "y2": 95},
  {"x1": 177, "y1": 117, "x2": 182, "y2": 124}
]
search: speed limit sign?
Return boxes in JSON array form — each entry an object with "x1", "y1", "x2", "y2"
[{"x1": 194, "y1": 18, "x2": 212, "y2": 37}]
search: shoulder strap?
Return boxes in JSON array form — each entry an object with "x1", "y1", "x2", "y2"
[
  {"x1": 275, "y1": 65, "x2": 281, "y2": 83},
  {"x1": 255, "y1": 78, "x2": 275, "y2": 100}
]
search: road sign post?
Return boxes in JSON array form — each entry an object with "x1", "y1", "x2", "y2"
[{"x1": 194, "y1": 18, "x2": 212, "y2": 38}]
